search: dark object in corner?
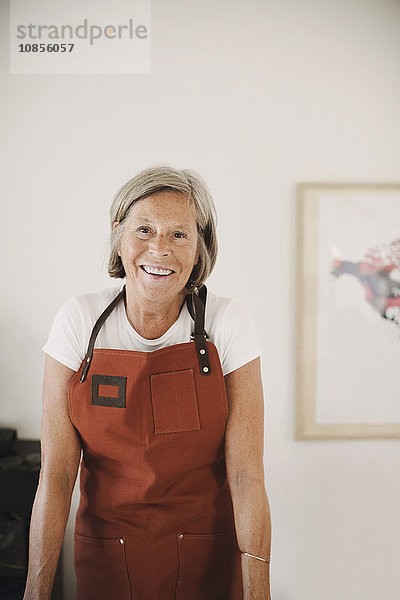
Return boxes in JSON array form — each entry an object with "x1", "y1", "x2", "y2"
[
  {"x1": 0, "y1": 429, "x2": 17, "y2": 458},
  {"x1": 0, "y1": 437, "x2": 62, "y2": 599}
]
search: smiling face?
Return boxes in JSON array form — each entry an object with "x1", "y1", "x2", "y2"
[{"x1": 117, "y1": 191, "x2": 199, "y2": 309}]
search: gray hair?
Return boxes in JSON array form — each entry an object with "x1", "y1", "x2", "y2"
[{"x1": 108, "y1": 165, "x2": 218, "y2": 291}]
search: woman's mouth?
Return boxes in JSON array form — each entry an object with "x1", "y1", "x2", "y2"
[{"x1": 140, "y1": 265, "x2": 174, "y2": 277}]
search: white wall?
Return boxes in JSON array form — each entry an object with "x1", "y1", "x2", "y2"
[{"x1": 1, "y1": 0, "x2": 400, "y2": 598}]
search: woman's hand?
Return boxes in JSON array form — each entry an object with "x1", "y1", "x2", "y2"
[{"x1": 225, "y1": 357, "x2": 272, "y2": 600}]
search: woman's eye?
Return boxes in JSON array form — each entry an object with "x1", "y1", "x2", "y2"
[
  {"x1": 138, "y1": 226, "x2": 150, "y2": 234},
  {"x1": 173, "y1": 231, "x2": 186, "y2": 239}
]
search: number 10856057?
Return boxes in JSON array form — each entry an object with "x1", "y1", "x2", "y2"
[{"x1": 18, "y1": 43, "x2": 75, "y2": 52}]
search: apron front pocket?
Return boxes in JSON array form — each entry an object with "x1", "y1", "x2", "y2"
[
  {"x1": 176, "y1": 530, "x2": 242, "y2": 600},
  {"x1": 150, "y1": 369, "x2": 200, "y2": 434},
  {"x1": 74, "y1": 534, "x2": 131, "y2": 600}
]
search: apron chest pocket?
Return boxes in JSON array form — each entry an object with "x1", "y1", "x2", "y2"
[{"x1": 150, "y1": 369, "x2": 200, "y2": 434}]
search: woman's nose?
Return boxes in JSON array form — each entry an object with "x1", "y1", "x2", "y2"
[{"x1": 148, "y1": 235, "x2": 171, "y2": 257}]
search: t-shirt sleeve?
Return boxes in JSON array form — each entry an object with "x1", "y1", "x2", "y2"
[
  {"x1": 42, "y1": 296, "x2": 89, "y2": 371},
  {"x1": 212, "y1": 298, "x2": 263, "y2": 376}
]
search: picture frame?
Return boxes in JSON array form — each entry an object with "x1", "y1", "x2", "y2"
[{"x1": 296, "y1": 183, "x2": 400, "y2": 439}]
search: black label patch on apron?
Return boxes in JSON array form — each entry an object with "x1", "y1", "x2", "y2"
[{"x1": 91, "y1": 374, "x2": 127, "y2": 408}]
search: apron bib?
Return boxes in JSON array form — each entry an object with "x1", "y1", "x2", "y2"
[{"x1": 68, "y1": 286, "x2": 243, "y2": 600}]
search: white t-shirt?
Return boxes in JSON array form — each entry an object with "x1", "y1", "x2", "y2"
[{"x1": 43, "y1": 284, "x2": 262, "y2": 376}]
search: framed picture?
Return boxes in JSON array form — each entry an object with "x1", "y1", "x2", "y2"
[{"x1": 296, "y1": 183, "x2": 400, "y2": 439}]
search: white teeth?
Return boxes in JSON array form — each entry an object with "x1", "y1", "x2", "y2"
[{"x1": 142, "y1": 266, "x2": 173, "y2": 276}]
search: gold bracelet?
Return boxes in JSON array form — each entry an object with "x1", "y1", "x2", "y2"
[{"x1": 242, "y1": 552, "x2": 269, "y2": 563}]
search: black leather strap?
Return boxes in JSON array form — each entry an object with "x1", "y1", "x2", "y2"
[
  {"x1": 186, "y1": 285, "x2": 211, "y2": 376},
  {"x1": 80, "y1": 286, "x2": 126, "y2": 383},
  {"x1": 185, "y1": 285, "x2": 207, "y2": 323}
]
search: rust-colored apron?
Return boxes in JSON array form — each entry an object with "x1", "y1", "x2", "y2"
[{"x1": 68, "y1": 286, "x2": 243, "y2": 600}]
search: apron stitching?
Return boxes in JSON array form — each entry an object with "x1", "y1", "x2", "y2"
[
  {"x1": 151, "y1": 382, "x2": 159, "y2": 433},
  {"x1": 87, "y1": 342, "x2": 215, "y2": 360},
  {"x1": 190, "y1": 370, "x2": 201, "y2": 429},
  {"x1": 173, "y1": 371, "x2": 181, "y2": 431},
  {"x1": 92, "y1": 345, "x2": 196, "y2": 358},
  {"x1": 121, "y1": 538, "x2": 133, "y2": 600},
  {"x1": 216, "y1": 368, "x2": 228, "y2": 416},
  {"x1": 175, "y1": 536, "x2": 183, "y2": 598}
]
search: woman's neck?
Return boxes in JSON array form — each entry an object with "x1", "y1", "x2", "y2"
[{"x1": 124, "y1": 285, "x2": 185, "y2": 339}]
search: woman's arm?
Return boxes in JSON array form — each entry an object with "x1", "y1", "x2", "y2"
[
  {"x1": 225, "y1": 357, "x2": 272, "y2": 600},
  {"x1": 23, "y1": 355, "x2": 81, "y2": 600}
]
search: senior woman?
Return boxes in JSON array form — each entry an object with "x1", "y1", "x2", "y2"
[{"x1": 24, "y1": 166, "x2": 272, "y2": 600}]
